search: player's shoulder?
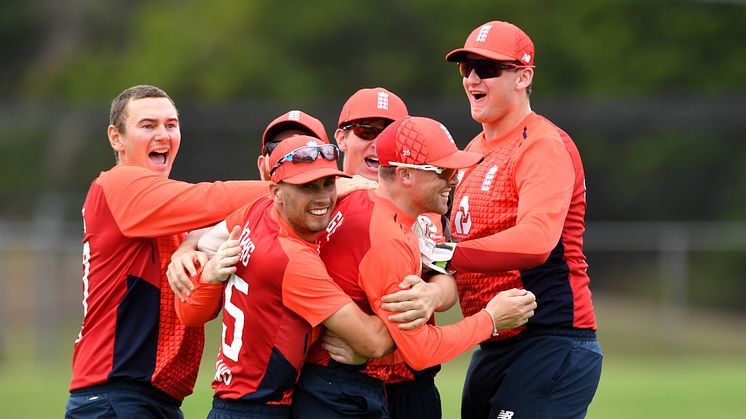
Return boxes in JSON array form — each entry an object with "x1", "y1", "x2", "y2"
[
  {"x1": 97, "y1": 165, "x2": 157, "y2": 187},
  {"x1": 527, "y1": 114, "x2": 573, "y2": 143},
  {"x1": 282, "y1": 238, "x2": 326, "y2": 275},
  {"x1": 335, "y1": 190, "x2": 374, "y2": 219},
  {"x1": 338, "y1": 189, "x2": 373, "y2": 207},
  {"x1": 227, "y1": 195, "x2": 272, "y2": 228}
]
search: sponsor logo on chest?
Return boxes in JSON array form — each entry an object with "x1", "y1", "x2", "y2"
[
  {"x1": 325, "y1": 210, "x2": 344, "y2": 241},
  {"x1": 238, "y1": 223, "x2": 256, "y2": 266}
]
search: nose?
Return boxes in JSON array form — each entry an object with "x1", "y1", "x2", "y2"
[
  {"x1": 464, "y1": 68, "x2": 482, "y2": 84},
  {"x1": 316, "y1": 185, "x2": 337, "y2": 203},
  {"x1": 154, "y1": 124, "x2": 171, "y2": 140},
  {"x1": 447, "y1": 172, "x2": 459, "y2": 186}
]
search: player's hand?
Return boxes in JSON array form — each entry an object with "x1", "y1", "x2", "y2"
[
  {"x1": 202, "y1": 226, "x2": 242, "y2": 284},
  {"x1": 321, "y1": 330, "x2": 367, "y2": 365},
  {"x1": 336, "y1": 174, "x2": 377, "y2": 198},
  {"x1": 380, "y1": 274, "x2": 440, "y2": 330},
  {"x1": 413, "y1": 215, "x2": 456, "y2": 274},
  {"x1": 167, "y1": 250, "x2": 208, "y2": 302},
  {"x1": 484, "y1": 288, "x2": 537, "y2": 331}
]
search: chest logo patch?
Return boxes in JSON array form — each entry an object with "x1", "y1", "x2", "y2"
[{"x1": 454, "y1": 195, "x2": 472, "y2": 236}]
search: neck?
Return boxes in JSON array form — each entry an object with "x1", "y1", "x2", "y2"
[
  {"x1": 375, "y1": 182, "x2": 420, "y2": 219},
  {"x1": 483, "y1": 99, "x2": 532, "y2": 141}
]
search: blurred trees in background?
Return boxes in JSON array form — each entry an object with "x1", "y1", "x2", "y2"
[
  {"x1": 3, "y1": 0, "x2": 745, "y2": 101},
  {"x1": 1, "y1": 0, "x2": 746, "y2": 309}
]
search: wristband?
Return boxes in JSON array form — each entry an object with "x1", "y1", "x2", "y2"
[{"x1": 480, "y1": 308, "x2": 499, "y2": 337}]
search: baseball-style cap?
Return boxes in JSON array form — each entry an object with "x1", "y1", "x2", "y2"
[
  {"x1": 338, "y1": 87, "x2": 409, "y2": 128},
  {"x1": 445, "y1": 20, "x2": 535, "y2": 67},
  {"x1": 262, "y1": 110, "x2": 329, "y2": 155},
  {"x1": 269, "y1": 135, "x2": 350, "y2": 184},
  {"x1": 377, "y1": 116, "x2": 483, "y2": 169}
]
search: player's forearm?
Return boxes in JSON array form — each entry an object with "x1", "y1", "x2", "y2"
[
  {"x1": 424, "y1": 272, "x2": 458, "y2": 312},
  {"x1": 323, "y1": 302, "x2": 395, "y2": 359},
  {"x1": 450, "y1": 220, "x2": 556, "y2": 273},
  {"x1": 384, "y1": 309, "x2": 493, "y2": 371},
  {"x1": 172, "y1": 229, "x2": 204, "y2": 260},
  {"x1": 175, "y1": 279, "x2": 223, "y2": 327}
]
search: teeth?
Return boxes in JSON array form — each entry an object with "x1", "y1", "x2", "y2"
[{"x1": 309, "y1": 208, "x2": 328, "y2": 216}]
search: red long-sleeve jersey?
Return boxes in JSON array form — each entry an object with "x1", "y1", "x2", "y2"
[
  {"x1": 175, "y1": 197, "x2": 352, "y2": 403},
  {"x1": 450, "y1": 112, "x2": 596, "y2": 341},
  {"x1": 312, "y1": 190, "x2": 493, "y2": 380},
  {"x1": 70, "y1": 165, "x2": 268, "y2": 400}
]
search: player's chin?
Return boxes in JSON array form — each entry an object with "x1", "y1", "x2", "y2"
[
  {"x1": 306, "y1": 212, "x2": 331, "y2": 230},
  {"x1": 428, "y1": 200, "x2": 449, "y2": 216}
]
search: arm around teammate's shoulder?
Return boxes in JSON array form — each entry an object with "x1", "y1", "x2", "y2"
[{"x1": 99, "y1": 166, "x2": 269, "y2": 237}]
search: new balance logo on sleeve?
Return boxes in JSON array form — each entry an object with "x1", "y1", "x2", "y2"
[{"x1": 496, "y1": 410, "x2": 514, "y2": 419}]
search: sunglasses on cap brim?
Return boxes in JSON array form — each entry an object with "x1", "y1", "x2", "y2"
[{"x1": 269, "y1": 144, "x2": 340, "y2": 176}]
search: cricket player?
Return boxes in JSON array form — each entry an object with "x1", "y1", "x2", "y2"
[
  {"x1": 328, "y1": 87, "x2": 451, "y2": 419},
  {"x1": 291, "y1": 116, "x2": 537, "y2": 419},
  {"x1": 442, "y1": 20, "x2": 603, "y2": 418},
  {"x1": 258, "y1": 110, "x2": 330, "y2": 178},
  {"x1": 335, "y1": 87, "x2": 408, "y2": 181},
  {"x1": 175, "y1": 135, "x2": 396, "y2": 418},
  {"x1": 66, "y1": 85, "x2": 273, "y2": 418}
]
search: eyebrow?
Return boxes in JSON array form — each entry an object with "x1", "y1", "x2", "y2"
[{"x1": 137, "y1": 117, "x2": 179, "y2": 124}]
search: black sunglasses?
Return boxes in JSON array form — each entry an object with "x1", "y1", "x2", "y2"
[
  {"x1": 341, "y1": 123, "x2": 385, "y2": 141},
  {"x1": 457, "y1": 60, "x2": 522, "y2": 79},
  {"x1": 264, "y1": 140, "x2": 281, "y2": 156}
]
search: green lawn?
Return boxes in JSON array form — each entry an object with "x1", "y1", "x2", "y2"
[
  {"x1": 2, "y1": 353, "x2": 745, "y2": 418},
  {"x1": 3, "y1": 297, "x2": 746, "y2": 418}
]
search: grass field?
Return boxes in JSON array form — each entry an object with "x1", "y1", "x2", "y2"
[{"x1": 2, "y1": 296, "x2": 745, "y2": 418}]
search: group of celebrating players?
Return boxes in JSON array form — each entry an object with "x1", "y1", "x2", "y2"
[{"x1": 66, "y1": 20, "x2": 602, "y2": 419}]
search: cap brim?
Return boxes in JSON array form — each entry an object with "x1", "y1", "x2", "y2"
[
  {"x1": 339, "y1": 113, "x2": 397, "y2": 128},
  {"x1": 429, "y1": 150, "x2": 484, "y2": 169},
  {"x1": 280, "y1": 168, "x2": 351, "y2": 185},
  {"x1": 445, "y1": 47, "x2": 516, "y2": 62}
]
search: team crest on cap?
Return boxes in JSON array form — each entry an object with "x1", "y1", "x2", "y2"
[
  {"x1": 288, "y1": 110, "x2": 301, "y2": 121},
  {"x1": 476, "y1": 24, "x2": 492, "y2": 42},
  {"x1": 377, "y1": 92, "x2": 389, "y2": 110},
  {"x1": 306, "y1": 139, "x2": 320, "y2": 147}
]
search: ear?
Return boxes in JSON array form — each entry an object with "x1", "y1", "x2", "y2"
[
  {"x1": 334, "y1": 128, "x2": 348, "y2": 152},
  {"x1": 108, "y1": 125, "x2": 124, "y2": 154},
  {"x1": 395, "y1": 167, "x2": 414, "y2": 186},
  {"x1": 269, "y1": 183, "x2": 282, "y2": 204},
  {"x1": 516, "y1": 67, "x2": 534, "y2": 92},
  {"x1": 257, "y1": 155, "x2": 270, "y2": 181}
]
